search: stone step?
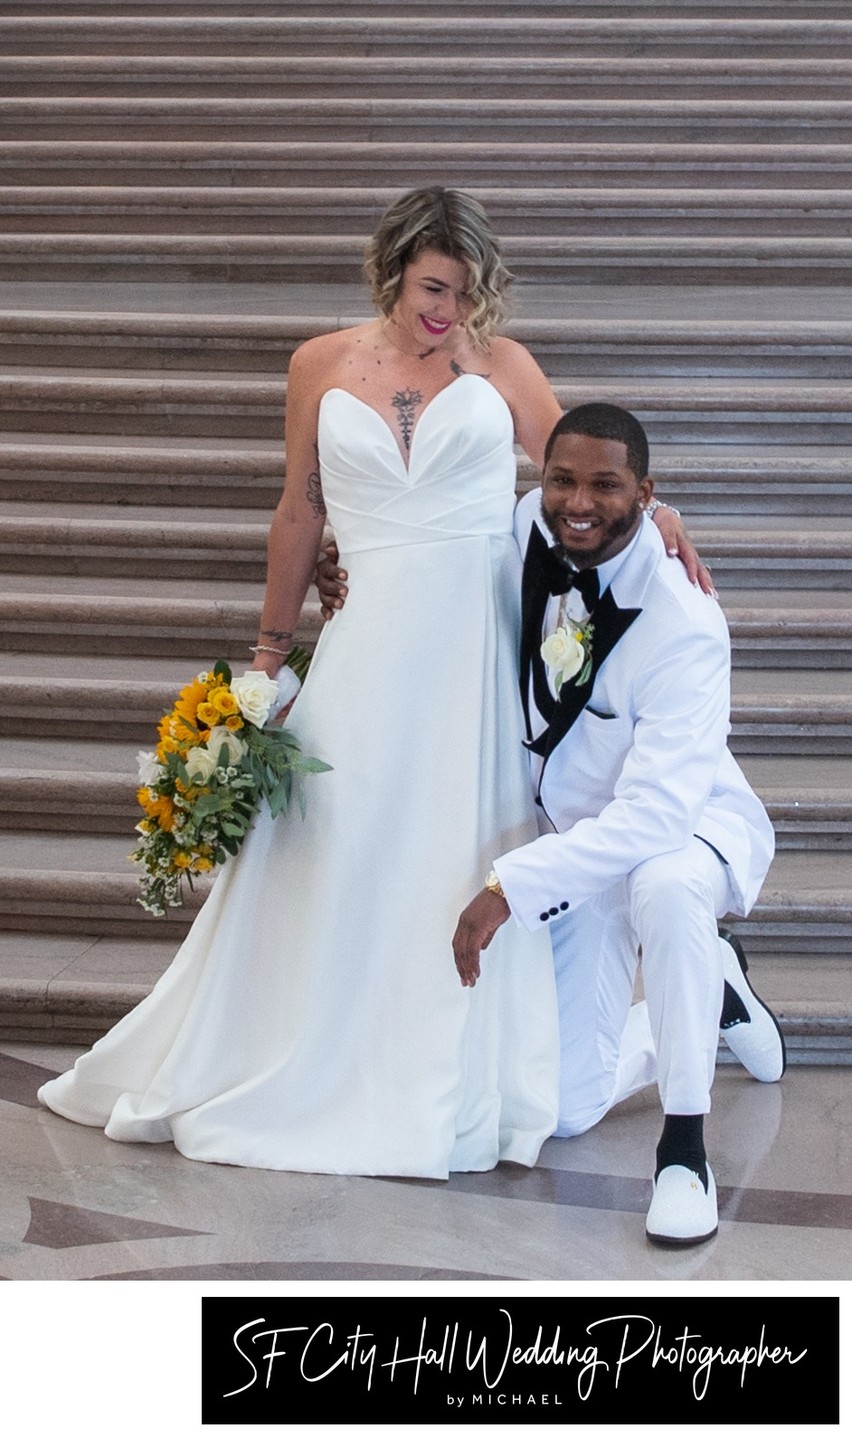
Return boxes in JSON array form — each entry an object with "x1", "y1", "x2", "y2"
[
  {"x1": 4, "y1": 309, "x2": 852, "y2": 379},
  {"x1": 2, "y1": 511, "x2": 852, "y2": 587},
  {"x1": 5, "y1": 17, "x2": 852, "y2": 60},
  {"x1": 638, "y1": 447, "x2": 852, "y2": 516},
  {"x1": 0, "y1": 834, "x2": 845, "y2": 964},
  {"x1": 0, "y1": 577, "x2": 848, "y2": 674},
  {"x1": 7, "y1": 56, "x2": 852, "y2": 102},
  {"x1": 5, "y1": 98, "x2": 852, "y2": 146},
  {"x1": 2, "y1": 435, "x2": 851, "y2": 515},
  {"x1": 0, "y1": 433, "x2": 283, "y2": 507},
  {"x1": 3, "y1": 141, "x2": 852, "y2": 190},
  {"x1": 1, "y1": 933, "x2": 848, "y2": 1049},
  {"x1": 2, "y1": 186, "x2": 852, "y2": 239},
  {"x1": 0, "y1": 832, "x2": 205, "y2": 940},
  {"x1": 0, "y1": 579, "x2": 282, "y2": 659},
  {"x1": 2, "y1": 747, "x2": 849, "y2": 843},
  {"x1": 740, "y1": 755, "x2": 852, "y2": 848},
  {"x1": 2, "y1": 371, "x2": 851, "y2": 442},
  {"x1": 0, "y1": 931, "x2": 184, "y2": 1044},
  {"x1": 3, "y1": 1, "x2": 848, "y2": 16},
  {"x1": 1, "y1": 231, "x2": 850, "y2": 287},
  {"x1": 729, "y1": 851, "x2": 852, "y2": 962}
]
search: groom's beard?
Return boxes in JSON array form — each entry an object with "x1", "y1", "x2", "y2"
[{"x1": 540, "y1": 496, "x2": 643, "y2": 570}]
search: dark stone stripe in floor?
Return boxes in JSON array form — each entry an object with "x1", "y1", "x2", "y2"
[
  {"x1": 23, "y1": 1198, "x2": 211, "y2": 1250},
  {"x1": 92, "y1": 1262, "x2": 502, "y2": 1281},
  {"x1": 0, "y1": 1052, "x2": 63, "y2": 1108},
  {"x1": 429, "y1": 1165, "x2": 852, "y2": 1230}
]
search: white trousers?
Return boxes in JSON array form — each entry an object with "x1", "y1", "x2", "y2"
[{"x1": 550, "y1": 836, "x2": 735, "y2": 1137}]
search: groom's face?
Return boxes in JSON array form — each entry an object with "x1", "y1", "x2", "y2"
[{"x1": 540, "y1": 432, "x2": 653, "y2": 569}]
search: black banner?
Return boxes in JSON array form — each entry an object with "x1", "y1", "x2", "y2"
[{"x1": 200, "y1": 1295, "x2": 839, "y2": 1425}]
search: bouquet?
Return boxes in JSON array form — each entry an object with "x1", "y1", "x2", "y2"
[{"x1": 131, "y1": 653, "x2": 330, "y2": 915}]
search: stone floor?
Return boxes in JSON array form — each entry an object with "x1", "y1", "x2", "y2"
[
  {"x1": 3, "y1": 1039, "x2": 849, "y2": 1429},
  {"x1": 1, "y1": 1039, "x2": 849, "y2": 1283}
]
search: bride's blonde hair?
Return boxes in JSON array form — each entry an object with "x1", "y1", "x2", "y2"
[{"x1": 363, "y1": 187, "x2": 512, "y2": 350}]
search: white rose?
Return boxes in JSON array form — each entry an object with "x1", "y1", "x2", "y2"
[
  {"x1": 230, "y1": 670, "x2": 280, "y2": 727},
  {"x1": 183, "y1": 745, "x2": 219, "y2": 784},
  {"x1": 136, "y1": 749, "x2": 160, "y2": 786},
  {"x1": 540, "y1": 629, "x2": 585, "y2": 681},
  {"x1": 204, "y1": 725, "x2": 246, "y2": 765}
]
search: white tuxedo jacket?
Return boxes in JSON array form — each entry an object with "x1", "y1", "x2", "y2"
[{"x1": 493, "y1": 491, "x2": 775, "y2": 933}]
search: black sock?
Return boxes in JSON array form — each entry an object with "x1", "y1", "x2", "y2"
[{"x1": 656, "y1": 1115, "x2": 708, "y2": 1191}]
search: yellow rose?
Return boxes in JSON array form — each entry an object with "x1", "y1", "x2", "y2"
[
  {"x1": 197, "y1": 701, "x2": 220, "y2": 728},
  {"x1": 209, "y1": 685, "x2": 240, "y2": 717}
]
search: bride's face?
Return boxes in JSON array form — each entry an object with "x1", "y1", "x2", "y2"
[{"x1": 389, "y1": 249, "x2": 472, "y2": 351}]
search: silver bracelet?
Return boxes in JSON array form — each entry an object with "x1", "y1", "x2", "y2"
[
  {"x1": 646, "y1": 498, "x2": 682, "y2": 519},
  {"x1": 250, "y1": 644, "x2": 292, "y2": 658}
]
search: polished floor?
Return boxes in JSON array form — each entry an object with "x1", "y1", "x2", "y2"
[
  {"x1": 2, "y1": 1042, "x2": 849, "y2": 1433},
  {"x1": 1, "y1": 1040, "x2": 849, "y2": 1284}
]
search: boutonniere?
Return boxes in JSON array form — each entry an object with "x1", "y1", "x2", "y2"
[{"x1": 541, "y1": 620, "x2": 594, "y2": 694}]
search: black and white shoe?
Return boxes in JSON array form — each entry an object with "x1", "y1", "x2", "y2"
[
  {"x1": 719, "y1": 929, "x2": 786, "y2": 1083},
  {"x1": 646, "y1": 1164, "x2": 718, "y2": 1247}
]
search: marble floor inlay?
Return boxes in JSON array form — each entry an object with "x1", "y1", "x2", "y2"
[{"x1": 0, "y1": 1042, "x2": 850, "y2": 1283}]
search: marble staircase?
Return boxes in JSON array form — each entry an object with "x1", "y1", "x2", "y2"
[{"x1": 0, "y1": 0, "x2": 849, "y2": 1055}]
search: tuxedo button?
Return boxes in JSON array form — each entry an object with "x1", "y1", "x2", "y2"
[
  {"x1": 560, "y1": 901, "x2": 569, "y2": 911},
  {"x1": 539, "y1": 912, "x2": 550, "y2": 923},
  {"x1": 549, "y1": 907, "x2": 559, "y2": 916}
]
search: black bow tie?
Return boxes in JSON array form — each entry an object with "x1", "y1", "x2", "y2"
[{"x1": 541, "y1": 546, "x2": 600, "y2": 608}]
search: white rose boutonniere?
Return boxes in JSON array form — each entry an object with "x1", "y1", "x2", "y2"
[
  {"x1": 541, "y1": 621, "x2": 594, "y2": 694},
  {"x1": 230, "y1": 670, "x2": 281, "y2": 728}
]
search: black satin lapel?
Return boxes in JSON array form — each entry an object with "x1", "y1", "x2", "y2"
[
  {"x1": 534, "y1": 590, "x2": 642, "y2": 766},
  {"x1": 520, "y1": 525, "x2": 557, "y2": 738}
]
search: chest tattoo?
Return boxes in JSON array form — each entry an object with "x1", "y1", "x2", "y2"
[{"x1": 391, "y1": 388, "x2": 423, "y2": 451}]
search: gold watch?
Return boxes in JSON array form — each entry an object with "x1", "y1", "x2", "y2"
[{"x1": 485, "y1": 868, "x2": 505, "y2": 898}]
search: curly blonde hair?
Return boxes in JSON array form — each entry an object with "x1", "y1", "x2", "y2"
[{"x1": 363, "y1": 187, "x2": 512, "y2": 350}]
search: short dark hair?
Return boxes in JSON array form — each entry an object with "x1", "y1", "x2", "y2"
[{"x1": 544, "y1": 402, "x2": 649, "y2": 481}]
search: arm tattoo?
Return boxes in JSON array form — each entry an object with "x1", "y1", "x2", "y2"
[
  {"x1": 307, "y1": 468, "x2": 326, "y2": 517},
  {"x1": 391, "y1": 388, "x2": 423, "y2": 451},
  {"x1": 262, "y1": 628, "x2": 293, "y2": 643},
  {"x1": 306, "y1": 445, "x2": 326, "y2": 517}
]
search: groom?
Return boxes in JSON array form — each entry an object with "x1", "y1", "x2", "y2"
[{"x1": 452, "y1": 402, "x2": 785, "y2": 1246}]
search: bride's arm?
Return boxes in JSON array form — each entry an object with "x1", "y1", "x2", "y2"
[{"x1": 251, "y1": 341, "x2": 330, "y2": 678}]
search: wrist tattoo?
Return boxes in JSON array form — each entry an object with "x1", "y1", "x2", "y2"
[
  {"x1": 261, "y1": 628, "x2": 293, "y2": 643},
  {"x1": 391, "y1": 388, "x2": 423, "y2": 451}
]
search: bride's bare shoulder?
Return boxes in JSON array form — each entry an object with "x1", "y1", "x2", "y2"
[{"x1": 289, "y1": 322, "x2": 377, "y2": 384}]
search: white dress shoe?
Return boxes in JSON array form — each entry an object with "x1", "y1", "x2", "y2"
[
  {"x1": 646, "y1": 1164, "x2": 718, "y2": 1247},
  {"x1": 718, "y1": 929, "x2": 786, "y2": 1083}
]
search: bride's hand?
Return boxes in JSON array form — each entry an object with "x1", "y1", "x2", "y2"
[
  {"x1": 651, "y1": 503, "x2": 716, "y2": 596},
  {"x1": 315, "y1": 539, "x2": 348, "y2": 620}
]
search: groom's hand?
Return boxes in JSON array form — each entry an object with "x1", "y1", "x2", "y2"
[
  {"x1": 453, "y1": 889, "x2": 511, "y2": 988},
  {"x1": 315, "y1": 539, "x2": 348, "y2": 620}
]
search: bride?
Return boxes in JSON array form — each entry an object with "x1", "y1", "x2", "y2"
[{"x1": 39, "y1": 188, "x2": 696, "y2": 1177}]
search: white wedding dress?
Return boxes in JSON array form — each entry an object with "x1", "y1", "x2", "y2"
[{"x1": 39, "y1": 375, "x2": 560, "y2": 1177}]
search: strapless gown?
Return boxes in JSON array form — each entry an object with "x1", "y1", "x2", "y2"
[{"x1": 39, "y1": 375, "x2": 560, "y2": 1177}]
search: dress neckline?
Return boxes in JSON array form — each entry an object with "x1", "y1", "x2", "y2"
[{"x1": 321, "y1": 374, "x2": 506, "y2": 474}]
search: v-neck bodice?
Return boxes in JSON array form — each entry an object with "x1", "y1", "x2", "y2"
[{"x1": 317, "y1": 373, "x2": 518, "y2": 555}]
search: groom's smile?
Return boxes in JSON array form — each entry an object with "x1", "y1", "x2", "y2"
[{"x1": 540, "y1": 432, "x2": 653, "y2": 570}]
